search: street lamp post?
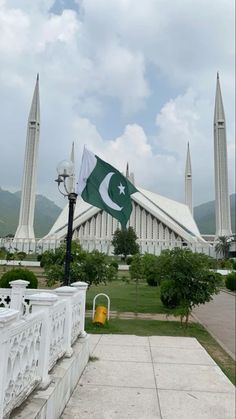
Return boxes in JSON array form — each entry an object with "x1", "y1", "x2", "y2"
[{"x1": 55, "y1": 160, "x2": 77, "y2": 286}]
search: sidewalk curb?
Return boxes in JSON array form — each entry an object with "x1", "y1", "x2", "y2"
[
  {"x1": 192, "y1": 312, "x2": 236, "y2": 361},
  {"x1": 221, "y1": 289, "x2": 236, "y2": 297}
]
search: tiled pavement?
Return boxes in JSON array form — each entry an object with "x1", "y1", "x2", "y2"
[{"x1": 61, "y1": 334, "x2": 235, "y2": 419}]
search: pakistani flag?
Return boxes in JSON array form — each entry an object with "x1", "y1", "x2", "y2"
[{"x1": 77, "y1": 148, "x2": 138, "y2": 228}]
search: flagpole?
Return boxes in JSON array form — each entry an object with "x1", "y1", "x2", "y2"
[
  {"x1": 64, "y1": 192, "x2": 77, "y2": 286},
  {"x1": 55, "y1": 157, "x2": 77, "y2": 287}
]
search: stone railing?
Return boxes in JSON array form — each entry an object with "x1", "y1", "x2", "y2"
[{"x1": 0, "y1": 280, "x2": 88, "y2": 419}]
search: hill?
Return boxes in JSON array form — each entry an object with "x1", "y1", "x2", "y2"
[
  {"x1": 0, "y1": 188, "x2": 235, "y2": 237},
  {"x1": 0, "y1": 188, "x2": 61, "y2": 238},
  {"x1": 194, "y1": 194, "x2": 235, "y2": 234}
]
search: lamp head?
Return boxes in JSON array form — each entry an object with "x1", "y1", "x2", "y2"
[{"x1": 56, "y1": 160, "x2": 73, "y2": 178}]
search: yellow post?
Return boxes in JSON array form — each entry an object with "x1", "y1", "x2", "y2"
[{"x1": 93, "y1": 305, "x2": 107, "y2": 325}]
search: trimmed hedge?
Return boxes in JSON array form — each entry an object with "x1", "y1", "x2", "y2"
[
  {"x1": 225, "y1": 272, "x2": 236, "y2": 291},
  {"x1": 0, "y1": 268, "x2": 38, "y2": 289}
]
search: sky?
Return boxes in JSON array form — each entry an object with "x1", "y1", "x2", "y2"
[{"x1": 0, "y1": 0, "x2": 235, "y2": 209}]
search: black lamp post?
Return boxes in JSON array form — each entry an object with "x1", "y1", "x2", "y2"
[{"x1": 55, "y1": 160, "x2": 77, "y2": 286}]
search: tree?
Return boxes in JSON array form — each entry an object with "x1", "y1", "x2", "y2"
[
  {"x1": 111, "y1": 227, "x2": 139, "y2": 261},
  {"x1": 141, "y1": 253, "x2": 160, "y2": 286},
  {"x1": 40, "y1": 240, "x2": 117, "y2": 287},
  {"x1": 157, "y1": 248, "x2": 222, "y2": 325},
  {"x1": 129, "y1": 253, "x2": 160, "y2": 286},
  {"x1": 129, "y1": 254, "x2": 143, "y2": 313},
  {"x1": 215, "y1": 236, "x2": 232, "y2": 260},
  {"x1": 16, "y1": 251, "x2": 27, "y2": 261}
]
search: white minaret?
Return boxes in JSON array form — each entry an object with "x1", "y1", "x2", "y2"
[
  {"x1": 214, "y1": 73, "x2": 232, "y2": 237},
  {"x1": 185, "y1": 142, "x2": 193, "y2": 214},
  {"x1": 14, "y1": 75, "x2": 40, "y2": 240}
]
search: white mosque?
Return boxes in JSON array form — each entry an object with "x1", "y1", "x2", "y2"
[{"x1": 2, "y1": 73, "x2": 232, "y2": 255}]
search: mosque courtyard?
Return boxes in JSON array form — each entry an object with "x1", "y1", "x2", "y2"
[{"x1": 61, "y1": 333, "x2": 235, "y2": 419}]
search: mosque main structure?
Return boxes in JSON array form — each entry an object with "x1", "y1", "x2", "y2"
[{"x1": 9, "y1": 73, "x2": 232, "y2": 255}]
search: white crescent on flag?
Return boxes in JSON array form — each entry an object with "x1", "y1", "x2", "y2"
[{"x1": 99, "y1": 172, "x2": 123, "y2": 211}]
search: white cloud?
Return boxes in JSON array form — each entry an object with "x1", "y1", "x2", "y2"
[
  {"x1": 0, "y1": 0, "x2": 234, "y2": 210},
  {"x1": 0, "y1": 6, "x2": 30, "y2": 54}
]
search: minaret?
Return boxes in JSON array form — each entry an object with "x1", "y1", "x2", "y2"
[
  {"x1": 185, "y1": 142, "x2": 193, "y2": 214},
  {"x1": 126, "y1": 162, "x2": 129, "y2": 178},
  {"x1": 14, "y1": 75, "x2": 40, "y2": 240},
  {"x1": 214, "y1": 73, "x2": 232, "y2": 237},
  {"x1": 125, "y1": 162, "x2": 135, "y2": 184}
]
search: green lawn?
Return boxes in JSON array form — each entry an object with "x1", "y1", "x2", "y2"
[
  {"x1": 85, "y1": 318, "x2": 236, "y2": 386},
  {"x1": 86, "y1": 279, "x2": 170, "y2": 313}
]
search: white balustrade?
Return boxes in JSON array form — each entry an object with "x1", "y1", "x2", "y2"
[
  {"x1": 0, "y1": 308, "x2": 44, "y2": 419},
  {"x1": 71, "y1": 281, "x2": 88, "y2": 338},
  {"x1": 55, "y1": 286, "x2": 78, "y2": 357},
  {"x1": 0, "y1": 279, "x2": 88, "y2": 418},
  {"x1": 0, "y1": 290, "x2": 11, "y2": 308},
  {"x1": 10, "y1": 280, "x2": 29, "y2": 319}
]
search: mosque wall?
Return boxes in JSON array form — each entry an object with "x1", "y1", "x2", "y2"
[{"x1": 72, "y1": 203, "x2": 213, "y2": 256}]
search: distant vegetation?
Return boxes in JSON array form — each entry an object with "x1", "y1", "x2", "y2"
[
  {"x1": 194, "y1": 193, "x2": 235, "y2": 234},
  {"x1": 0, "y1": 188, "x2": 235, "y2": 237},
  {"x1": 0, "y1": 187, "x2": 61, "y2": 237}
]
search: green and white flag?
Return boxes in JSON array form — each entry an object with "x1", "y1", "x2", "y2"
[{"x1": 77, "y1": 148, "x2": 138, "y2": 228}]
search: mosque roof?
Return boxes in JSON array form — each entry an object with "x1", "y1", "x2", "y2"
[{"x1": 43, "y1": 186, "x2": 205, "y2": 244}]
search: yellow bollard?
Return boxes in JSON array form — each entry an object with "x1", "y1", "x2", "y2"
[{"x1": 93, "y1": 305, "x2": 107, "y2": 325}]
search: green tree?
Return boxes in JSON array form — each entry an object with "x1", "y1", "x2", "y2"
[
  {"x1": 41, "y1": 241, "x2": 117, "y2": 287},
  {"x1": 0, "y1": 246, "x2": 7, "y2": 259},
  {"x1": 215, "y1": 236, "x2": 232, "y2": 260},
  {"x1": 79, "y1": 250, "x2": 117, "y2": 287},
  {"x1": 129, "y1": 254, "x2": 143, "y2": 313},
  {"x1": 6, "y1": 251, "x2": 15, "y2": 262},
  {"x1": 16, "y1": 251, "x2": 27, "y2": 261},
  {"x1": 225, "y1": 272, "x2": 236, "y2": 291},
  {"x1": 157, "y1": 248, "x2": 222, "y2": 325},
  {"x1": 141, "y1": 253, "x2": 160, "y2": 286},
  {"x1": 111, "y1": 227, "x2": 139, "y2": 261}
]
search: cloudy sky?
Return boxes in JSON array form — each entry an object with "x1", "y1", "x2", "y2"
[{"x1": 0, "y1": 0, "x2": 235, "y2": 209}]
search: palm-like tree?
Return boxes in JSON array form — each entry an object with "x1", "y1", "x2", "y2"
[{"x1": 215, "y1": 236, "x2": 232, "y2": 259}]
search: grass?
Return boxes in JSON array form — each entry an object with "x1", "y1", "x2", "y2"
[
  {"x1": 86, "y1": 279, "x2": 171, "y2": 313},
  {"x1": 1, "y1": 265, "x2": 234, "y2": 385},
  {"x1": 85, "y1": 318, "x2": 236, "y2": 386}
]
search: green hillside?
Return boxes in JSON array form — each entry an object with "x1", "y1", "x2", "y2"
[
  {"x1": 0, "y1": 187, "x2": 235, "y2": 238},
  {"x1": 0, "y1": 188, "x2": 61, "y2": 238},
  {"x1": 194, "y1": 194, "x2": 235, "y2": 234}
]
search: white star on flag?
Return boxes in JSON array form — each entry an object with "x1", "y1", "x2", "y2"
[{"x1": 118, "y1": 183, "x2": 125, "y2": 195}]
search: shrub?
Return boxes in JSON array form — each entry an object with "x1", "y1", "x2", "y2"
[
  {"x1": 219, "y1": 259, "x2": 233, "y2": 270},
  {"x1": 146, "y1": 277, "x2": 158, "y2": 287},
  {"x1": 16, "y1": 251, "x2": 27, "y2": 261},
  {"x1": 0, "y1": 246, "x2": 7, "y2": 259},
  {"x1": 229, "y1": 259, "x2": 236, "y2": 270},
  {"x1": 109, "y1": 260, "x2": 119, "y2": 270},
  {"x1": 126, "y1": 256, "x2": 133, "y2": 265},
  {"x1": 0, "y1": 268, "x2": 38, "y2": 288},
  {"x1": 225, "y1": 272, "x2": 236, "y2": 291},
  {"x1": 160, "y1": 279, "x2": 180, "y2": 308},
  {"x1": 142, "y1": 253, "x2": 159, "y2": 286}
]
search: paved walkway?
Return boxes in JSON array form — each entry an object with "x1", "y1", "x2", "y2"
[
  {"x1": 61, "y1": 334, "x2": 235, "y2": 419},
  {"x1": 86, "y1": 310, "x2": 188, "y2": 321},
  {"x1": 193, "y1": 290, "x2": 236, "y2": 359}
]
